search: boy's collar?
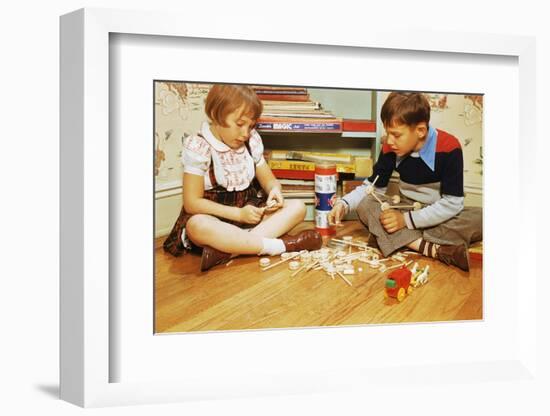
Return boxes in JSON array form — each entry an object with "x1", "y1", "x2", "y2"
[
  {"x1": 397, "y1": 125, "x2": 437, "y2": 171},
  {"x1": 417, "y1": 125, "x2": 437, "y2": 171}
]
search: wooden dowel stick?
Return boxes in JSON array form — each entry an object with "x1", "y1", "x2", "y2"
[
  {"x1": 384, "y1": 261, "x2": 408, "y2": 272},
  {"x1": 372, "y1": 192, "x2": 384, "y2": 205},
  {"x1": 262, "y1": 251, "x2": 301, "y2": 271},
  {"x1": 331, "y1": 238, "x2": 370, "y2": 249},
  {"x1": 290, "y1": 264, "x2": 308, "y2": 277},
  {"x1": 336, "y1": 271, "x2": 353, "y2": 286}
]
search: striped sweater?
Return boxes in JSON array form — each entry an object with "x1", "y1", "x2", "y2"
[{"x1": 342, "y1": 127, "x2": 465, "y2": 229}]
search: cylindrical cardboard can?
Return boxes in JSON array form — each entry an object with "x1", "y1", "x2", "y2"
[{"x1": 315, "y1": 163, "x2": 337, "y2": 236}]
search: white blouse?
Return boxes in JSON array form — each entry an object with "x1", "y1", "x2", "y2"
[{"x1": 182, "y1": 121, "x2": 266, "y2": 191}]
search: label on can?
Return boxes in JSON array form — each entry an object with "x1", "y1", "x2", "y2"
[
  {"x1": 315, "y1": 163, "x2": 337, "y2": 236},
  {"x1": 315, "y1": 193, "x2": 337, "y2": 211},
  {"x1": 314, "y1": 174, "x2": 337, "y2": 193},
  {"x1": 315, "y1": 210, "x2": 335, "y2": 235}
]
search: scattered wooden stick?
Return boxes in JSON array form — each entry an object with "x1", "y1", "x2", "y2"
[
  {"x1": 261, "y1": 251, "x2": 301, "y2": 271},
  {"x1": 384, "y1": 260, "x2": 413, "y2": 272},
  {"x1": 330, "y1": 238, "x2": 370, "y2": 249},
  {"x1": 336, "y1": 271, "x2": 353, "y2": 286},
  {"x1": 290, "y1": 263, "x2": 309, "y2": 277}
]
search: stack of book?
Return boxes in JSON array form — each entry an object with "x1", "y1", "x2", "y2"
[
  {"x1": 253, "y1": 86, "x2": 310, "y2": 102},
  {"x1": 253, "y1": 86, "x2": 343, "y2": 133},
  {"x1": 265, "y1": 149, "x2": 355, "y2": 181},
  {"x1": 279, "y1": 178, "x2": 315, "y2": 199}
]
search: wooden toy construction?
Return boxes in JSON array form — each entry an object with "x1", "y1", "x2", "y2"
[
  {"x1": 365, "y1": 175, "x2": 422, "y2": 211},
  {"x1": 257, "y1": 235, "x2": 419, "y2": 288}
]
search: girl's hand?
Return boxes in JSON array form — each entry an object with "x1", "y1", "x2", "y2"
[
  {"x1": 266, "y1": 186, "x2": 284, "y2": 212},
  {"x1": 239, "y1": 205, "x2": 266, "y2": 224}
]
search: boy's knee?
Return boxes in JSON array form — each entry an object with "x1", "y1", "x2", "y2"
[{"x1": 356, "y1": 197, "x2": 379, "y2": 220}]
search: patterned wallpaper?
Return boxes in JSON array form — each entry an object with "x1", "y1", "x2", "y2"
[{"x1": 155, "y1": 84, "x2": 483, "y2": 190}]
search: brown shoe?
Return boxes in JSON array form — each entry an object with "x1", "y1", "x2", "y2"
[
  {"x1": 437, "y1": 243, "x2": 470, "y2": 272},
  {"x1": 200, "y1": 246, "x2": 232, "y2": 272},
  {"x1": 281, "y1": 230, "x2": 322, "y2": 252}
]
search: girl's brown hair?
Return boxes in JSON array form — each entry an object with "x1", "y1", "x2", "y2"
[
  {"x1": 380, "y1": 92, "x2": 430, "y2": 128},
  {"x1": 204, "y1": 84, "x2": 263, "y2": 126}
]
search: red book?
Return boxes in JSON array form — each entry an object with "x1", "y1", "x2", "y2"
[
  {"x1": 271, "y1": 169, "x2": 339, "y2": 181},
  {"x1": 342, "y1": 119, "x2": 376, "y2": 132}
]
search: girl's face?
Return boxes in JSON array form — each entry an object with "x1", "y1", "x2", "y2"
[{"x1": 211, "y1": 104, "x2": 256, "y2": 149}]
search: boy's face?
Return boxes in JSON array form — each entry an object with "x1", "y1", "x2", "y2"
[
  {"x1": 212, "y1": 104, "x2": 256, "y2": 149},
  {"x1": 384, "y1": 122, "x2": 428, "y2": 157}
]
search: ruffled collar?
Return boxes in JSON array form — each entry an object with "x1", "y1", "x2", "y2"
[{"x1": 200, "y1": 121, "x2": 246, "y2": 153}]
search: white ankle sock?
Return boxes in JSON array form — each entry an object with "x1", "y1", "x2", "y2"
[{"x1": 258, "y1": 238, "x2": 286, "y2": 256}]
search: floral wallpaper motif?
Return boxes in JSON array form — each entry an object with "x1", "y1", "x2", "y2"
[
  {"x1": 462, "y1": 95, "x2": 483, "y2": 127},
  {"x1": 154, "y1": 82, "x2": 210, "y2": 186},
  {"x1": 426, "y1": 94, "x2": 448, "y2": 112}
]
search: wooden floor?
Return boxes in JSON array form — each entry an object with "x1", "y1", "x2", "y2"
[{"x1": 155, "y1": 221, "x2": 482, "y2": 333}]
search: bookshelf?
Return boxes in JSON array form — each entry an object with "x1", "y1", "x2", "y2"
[
  {"x1": 256, "y1": 87, "x2": 379, "y2": 220},
  {"x1": 258, "y1": 87, "x2": 379, "y2": 158}
]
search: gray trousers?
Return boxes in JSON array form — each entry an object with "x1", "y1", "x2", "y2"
[{"x1": 356, "y1": 195, "x2": 483, "y2": 258}]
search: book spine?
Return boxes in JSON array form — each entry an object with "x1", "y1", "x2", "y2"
[
  {"x1": 257, "y1": 121, "x2": 342, "y2": 132},
  {"x1": 269, "y1": 160, "x2": 355, "y2": 174},
  {"x1": 256, "y1": 94, "x2": 310, "y2": 101},
  {"x1": 252, "y1": 86, "x2": 306, "y2": 91},
  {"x1": 254, "y1": 90, "x2": 308, "y2": 95},
  {"x1": 270, "y1": 150, "x2": 352, "y2": 164},
  {"x1": 271, "y1": 169, "x2": 316, "y2": 180},
  {"x1": 342, "y1": 119, "x2": 377, "y2": 132}
]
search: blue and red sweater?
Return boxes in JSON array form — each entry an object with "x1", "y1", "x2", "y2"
[{"x1": 342, "y1": 126, "x2": 465, "y2": 229}]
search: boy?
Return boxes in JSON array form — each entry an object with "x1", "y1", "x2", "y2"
[{"x1": 328, "y1": 92, "x2": 482, "y2": 271}]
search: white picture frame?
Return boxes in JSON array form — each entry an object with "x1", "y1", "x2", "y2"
[{"x1": 60, "y1": 7, "x2": 541, "y2": 408}]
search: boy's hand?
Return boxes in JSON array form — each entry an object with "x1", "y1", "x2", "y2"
[
  {"x1": 328, "y1": 201, "x2": 346, "y2": 226},
  {"x1": 380, "y1": 209, "x2": 406, "y2": 233},
  {"x1": 239, "y1": 205, "x2": 266, "y2": 224}
]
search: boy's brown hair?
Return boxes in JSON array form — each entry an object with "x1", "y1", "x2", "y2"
[
  {"x1": 380, "y1": 92, "x2": 430, "y2": 128},
  {"x1": 205, "y1": 84, "x2": 263, "y2": 126}
]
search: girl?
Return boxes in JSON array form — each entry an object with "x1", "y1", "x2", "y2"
[{"x1": 163, "y1": 84, "x2": 322, "y2": 271}]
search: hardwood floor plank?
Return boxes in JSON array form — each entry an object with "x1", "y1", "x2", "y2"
[{"x1": 155, "y1": 221, "x2": 483, "y2": 333}]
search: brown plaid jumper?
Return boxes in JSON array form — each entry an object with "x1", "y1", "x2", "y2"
[{"x1": 162, "y1": 140, "x2": 266, "y2": 257}]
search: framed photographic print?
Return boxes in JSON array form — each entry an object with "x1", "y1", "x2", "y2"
[
  {"x1": 153, "y1": 82, "x2": 484, "y2": 334},
  {"x1": 60, "y1": 7, "x2": 540, "y2": 409}
]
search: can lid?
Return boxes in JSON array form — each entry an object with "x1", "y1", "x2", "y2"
[{"x1": 315, "y1": 162, "x2": 336, "y2": 175}]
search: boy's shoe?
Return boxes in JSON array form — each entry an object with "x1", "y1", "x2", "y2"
[
  {"x1": 281, "y1": 230, "x2": 322, "y2": 252},
  {"x1": 200, "y1": 246, "x2": 232, "y2": 272},
  {"x1": 436, "y1": 243, "x2": 470, "y2": 272}
]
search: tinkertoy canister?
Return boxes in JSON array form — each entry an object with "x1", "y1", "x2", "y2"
[{"x1": 314, "y1": 163, "x2": 337, "y2": 236}]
